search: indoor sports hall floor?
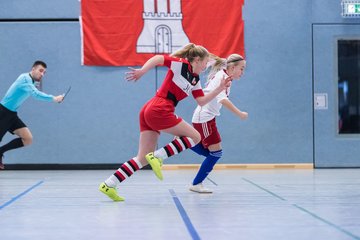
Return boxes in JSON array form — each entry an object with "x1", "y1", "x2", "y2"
[{"x1": 1, "y1": 169, "x2": 360, "y2": 240}]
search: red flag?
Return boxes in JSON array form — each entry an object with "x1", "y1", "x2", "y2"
[{"x1": 81, "y1": 0, "x2": 244, "y2": 66}]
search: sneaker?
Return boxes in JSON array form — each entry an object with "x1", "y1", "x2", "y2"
[
  {"x1": 189, "y1": 183, "x2": 213, "y2": 193},
  {"x1": 0, "y1": 154, "x2": 4, "y2": 170},
  {"x1": 98, "y1": 182, "x2": 125, "y2": 201},
  {"x1": 145, "y1": 152, "x2": 163, "y2": 180}
]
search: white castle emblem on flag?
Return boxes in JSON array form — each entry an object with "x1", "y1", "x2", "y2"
[{"x1": 137, "y1": 0, "x2": 190, "y2": 53}]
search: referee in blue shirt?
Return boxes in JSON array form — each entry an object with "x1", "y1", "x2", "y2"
[{"x1": 0, "y1": 61, "x2": 64, "y2": 169}]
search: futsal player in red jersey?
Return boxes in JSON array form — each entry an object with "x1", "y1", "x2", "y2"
[{"x1": 99, "y1": 43, "x2": 232, "y2": 201}]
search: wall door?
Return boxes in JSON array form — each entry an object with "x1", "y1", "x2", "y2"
[{"x1": 313, "y1": 24, "x2": 360, "y2": 167}]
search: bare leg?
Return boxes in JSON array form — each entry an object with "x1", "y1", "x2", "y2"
[
  {"x1": 162, "y1": 120, "x2": 201, "y2": 144},
  {"x1": 145, "y1": 120, "x2": 202, "y2": 180},
  {"x1": 13, "y1": 127, "x2": 33, "y2": 146},
  {"x1": 208, "y1": 143, "x2": 222, "y2": 152},
  {"x1": 153, "y1": 120, "x2": 201, "y2": 160},
  {"x1": 0, "y1": 127, "x2": 32, "y2": 170},
  {"x1": 136, "y1": 130, "x2": 160, "y2": 166},
  {"x1": 0, "y1": 127, "x2": 32, "y2": 155}
]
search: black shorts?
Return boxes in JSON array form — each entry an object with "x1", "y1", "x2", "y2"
[{"x1": 0, "y1": 104, "x2": 26, "y2": 141}]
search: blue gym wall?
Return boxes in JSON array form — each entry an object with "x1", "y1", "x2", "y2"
[{"x1": 0, "y1": 1, "x2": 356, "y2": 166}]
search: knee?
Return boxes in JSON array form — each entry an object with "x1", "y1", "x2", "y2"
[
  {"x1": 22, "y1": 136, "x2": 33, "y2": 146},
  {"x1": 209, "y1": 150, "x2": 223, "y2": 161},
  {"x1": 192, "y1": 131, "x2": 201, "y2": 145}
]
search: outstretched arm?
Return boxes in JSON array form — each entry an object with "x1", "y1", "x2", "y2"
[
  {"x1": 125, "y1": 55, "x2": 165, "y2": 82},
  {"x1": 25, "y1": 77, "x2": 64, "y2": 103},
  {"x1": 220, "y1": 98, "x2": 248, "y2": 120}
]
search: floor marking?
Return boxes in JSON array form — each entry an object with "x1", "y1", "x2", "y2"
[
  {"x1": 293, "y1": 204, "x2": 360, "y2": 240},
  {"x1": 206, "y1": 177, "x2": 218, "y2": 186},
  {"x1": 0, "y1": 180, "x2": 44, "y2": 210},
  {"x1": 242, "y1": 177, "x2": 286, "y2": 201},
  {"x1": 169, "y1": 189, "x2": 200, "y2": 240},
  {"x1": 242, "y1": 178, "x2": 360, "y2": 240}
]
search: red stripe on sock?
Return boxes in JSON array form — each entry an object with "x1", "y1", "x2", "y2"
[
  {"x1": 129, "y1": 159, "x2": 140, "y2": 170},
  {"x1": 122, "y1": 164, "x2": 133, "y2": 176},
  {"x1": 115, "y1": 171, "x2": 126, "y2": 181},
  {"x1": 165, "y1": 145, "x2": 175, "y2": 156},
  {"x1": 181, "y1": 137, "x2": 192, "y2": 148},
  {"x1": 174, "y1": 139, "x2": 183, "y2": 151}
]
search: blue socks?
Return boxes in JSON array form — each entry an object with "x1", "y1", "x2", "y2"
[
  {"x1": 191, "y1": 143, "x2": 209, "y2": 157},
  {"x1": 192, "y1": 150, "x2": 222, "y2": 185}
]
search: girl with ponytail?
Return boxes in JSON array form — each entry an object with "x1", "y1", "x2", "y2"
[{"x1": 189, "y1": 54, "x2": 248, "y2": 193}]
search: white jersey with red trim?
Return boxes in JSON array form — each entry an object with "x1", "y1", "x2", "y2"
[
  {"x1": 192, "y1": 69, "x2": 231, "y2": 123},
  {"x1": 156, "y1": 56, "x2": 204, "y2": 106}
]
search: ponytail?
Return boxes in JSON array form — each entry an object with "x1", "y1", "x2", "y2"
[
  {"x1": 206, "y1": 54, "x2": 226, "y2": 80},
  {"x1": 171, "y1": 43, "x2": 209, "y2": 62}
]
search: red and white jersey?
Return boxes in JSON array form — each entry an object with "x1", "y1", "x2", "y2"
[
  {"x1": 156, "y1": 56, "x2": 204, "y2": 106},
  {"x1": 192, "y1": 69, "x2": 231, "y2": 123}
]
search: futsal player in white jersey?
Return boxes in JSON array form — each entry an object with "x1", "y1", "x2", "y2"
[{"x1": 189, "y1": 54, "x2": 248, "y2": 193}]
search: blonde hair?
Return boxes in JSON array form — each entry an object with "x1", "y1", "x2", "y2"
[
  {"x1": 226, "y1": 54, "x2": 244, "y2": 68},
  {"x1": 207, "y1": 54, "x2": 227, "y2": 80},
  {"x1": 171, "y1": 43, "x2": 209, "y2": 62},
  {"x1": 206, "y1": 53, "x2": 245, "y2": 81}
]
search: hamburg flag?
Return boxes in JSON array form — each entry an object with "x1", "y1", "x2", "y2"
[{"x1": 80, "y1": 0, "x2": 244, "y2": 66}]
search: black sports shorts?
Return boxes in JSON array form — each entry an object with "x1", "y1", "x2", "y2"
[{"x1": 0, "y1": 104, "x2": 26, "y2": 141}]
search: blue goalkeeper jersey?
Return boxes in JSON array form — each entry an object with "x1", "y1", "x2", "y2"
[{"x1": 0, "y1": 73, "x2": 54, "y2": 112}]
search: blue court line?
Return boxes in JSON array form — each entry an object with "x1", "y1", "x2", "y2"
[
  {"x1": 242, "y1": 178, "x2": 360, "y2": 240},
  {"x1": 169, "y1": 189, "x2": 201, "y2": 240},
  {"x1": 0, "y1": 180, "x2": 44, "y2": 210}
]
